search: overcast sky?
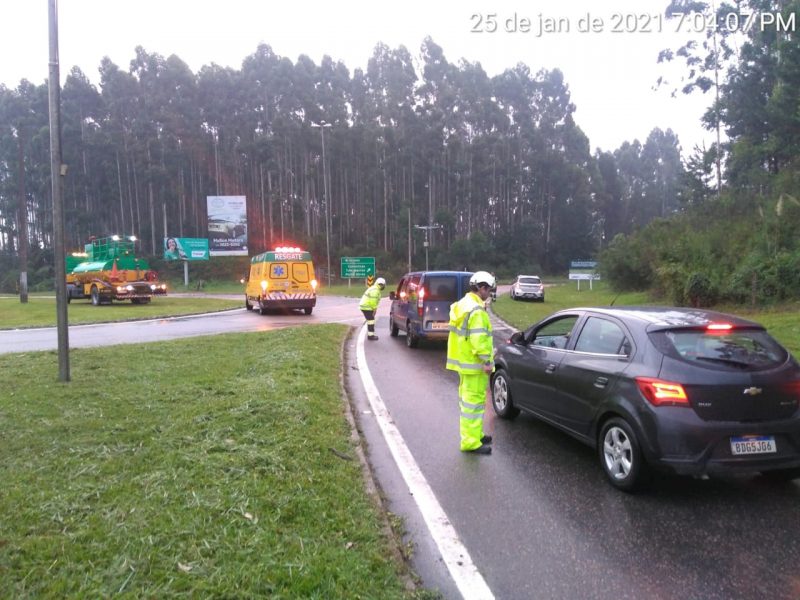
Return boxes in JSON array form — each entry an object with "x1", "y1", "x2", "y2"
[{"x1": 2, "y1": 0, "x2": 713, "y2": 154}]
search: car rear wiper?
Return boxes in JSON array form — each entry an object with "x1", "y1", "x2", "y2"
[{"x1": 695, "y1": 356, "x2": 751, "y2": 368}]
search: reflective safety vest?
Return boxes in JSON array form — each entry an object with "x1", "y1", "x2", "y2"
[
  {"x1": 446, "y1": 291, "x2": 493, "y2": 374},
  {"x1": 359, "y1": 283, "x2": 382, "y2": 311}
]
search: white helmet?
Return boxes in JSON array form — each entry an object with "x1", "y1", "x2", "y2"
[
  {"x1": 376, "y1": 277, "x2": 386, "y2": 288},
  {"x1": 469, "y1": 271, "x2": 495, "y2": 289}
]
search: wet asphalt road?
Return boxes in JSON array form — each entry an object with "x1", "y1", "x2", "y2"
[
  {"x1": 358, "y1": 308, "x2": 800, "y2": 600},
  {"x1": 0, "y1": 295, "x2": 362, "y2": 354}
]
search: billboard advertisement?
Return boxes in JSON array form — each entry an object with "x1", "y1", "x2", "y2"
[
  {"x1": 206, "y1": 195, "x2": 248, "y2": 256},
  {"x1": 163, "y1": 237, "x2": 210, "y2": 261}
]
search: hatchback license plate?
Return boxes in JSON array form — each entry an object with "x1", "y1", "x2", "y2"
[
  {"x1": 730, "y1": 436, "x2": 776, "y2": 455},
  {"x1": 430, "y1": 321, "x2": 449, "y2": 331}
]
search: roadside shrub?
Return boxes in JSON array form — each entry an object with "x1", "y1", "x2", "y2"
[
  {"x1": 655, "y1": 262, "x2": 688, "y2": 305},
  {"x1": 724, "y1": 251, "x2": 800, "y2": 305},
  {"x1": 684, "y1": 272, "x2": 716, "y2": 307},
  {"x1": 599, "y1": 234, "x2": 653, "y2": 291}
]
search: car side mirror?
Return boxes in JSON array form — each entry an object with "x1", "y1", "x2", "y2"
[
  {"x1": 389, "y1": 291, "x2": 396, "y2": 300},
  {"x1": 510, "y1": 331, "x2": 525, "y2": 345}
]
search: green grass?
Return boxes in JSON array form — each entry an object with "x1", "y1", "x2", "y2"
[
  {"x1": 0, "y1": 297, "x2": 243, "y2": 330},
  {"x1": 0, "y1": 326, "x2": 423, "y2": 598},
  {"x1": 492, "y1": 280, "x2": 651, "y2": 331},
  {"x1": 491, "y1": 280, "x2": 800, "y2": 357}
]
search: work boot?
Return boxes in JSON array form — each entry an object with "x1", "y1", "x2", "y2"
[
  {"x1": 367, "y1": 335, "x2": 379, "y2": 341},
  {"x1": 481, "y1": 435, "x2": 493, "y2": 444},
  {"x1": 464, "y1": 444, "x2": 492, "y2": 455}
]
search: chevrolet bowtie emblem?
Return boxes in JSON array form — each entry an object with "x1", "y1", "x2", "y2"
[{"x1": 743, "y1": 387, "x2": 763, "y2": 396}]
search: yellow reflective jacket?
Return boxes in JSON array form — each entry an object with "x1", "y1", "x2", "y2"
[
  {"x1": 359, "y1": 283, "x2": 382, "y2": 311},
  {"x1": 446, "y1": 291, "x2": 493, "y2": 374}
]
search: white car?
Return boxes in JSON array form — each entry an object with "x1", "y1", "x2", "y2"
[{"x1": 510, "y1": 275, "x2": 545, "y2": 302}]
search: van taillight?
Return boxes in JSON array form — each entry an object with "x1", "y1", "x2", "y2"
[
  {"x1": 418, "y1": 287, "x2": 425, "y2": 317},
  {"x1": 635, "y1": 377, "x2": 689, "y2": 407}
]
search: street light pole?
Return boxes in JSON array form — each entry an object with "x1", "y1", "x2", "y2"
[
  {"x1": 311, "y1": 121, "x2": 333, "y2": 287},
  {"x1": 414, "y1": 224, "x2": 442, "y2": 271}
]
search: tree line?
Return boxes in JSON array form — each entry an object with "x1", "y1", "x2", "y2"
[
  {"x1": 3, "y1": 24, "x2": 715, "y2": 291},
  {"x1": 602, "y1": 0, "x2": 800, "y2": 306}
]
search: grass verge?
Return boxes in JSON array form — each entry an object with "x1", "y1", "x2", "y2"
[
  {"x1": 0, "y1": 297, "x2": 243, "y2": 330},
  {"x1": 0, "y1": 325, "x2": 422, "y2": 598},
  {"x1": 492, "y1": 281, "x2": 800, "y2": 356}
]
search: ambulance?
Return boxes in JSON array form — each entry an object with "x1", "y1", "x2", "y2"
[{"x1": 244, "y1": 246, "x2": 318, "y2": 315}]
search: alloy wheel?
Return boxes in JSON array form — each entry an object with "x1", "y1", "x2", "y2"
[
  {"x1": 602, "y1": 426, "x2": 633, "y2": 480},
  {"x1": 493, "y1": 375, "x2": 508, "y2": 412}
]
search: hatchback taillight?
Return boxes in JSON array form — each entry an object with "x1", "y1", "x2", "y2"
[
  {"x1": 417, "y1": 287, "x2": 425, "y2": 317},
  {"x1": 636, "y1": 377, "x2": 690, "y2": 407}
]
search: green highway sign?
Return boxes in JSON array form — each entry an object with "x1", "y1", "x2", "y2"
[{"x1": 341, "y1": 256, "x2": 376, "y2": 278}]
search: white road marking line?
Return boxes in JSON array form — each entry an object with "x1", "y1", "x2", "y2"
[{"x1": 355, "y1": 324, "x2": 495, "y2": 600}]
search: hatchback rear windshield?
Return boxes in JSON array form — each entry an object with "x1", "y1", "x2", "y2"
[
  {"x1": 651, "y1": 328, "x2": 788, "y2": 370},
  {"x1": 519, "y1": 277, "x2": 541, "y2": 285},
  {"x1": 424, "y1": 276, "x2": 459, "y2": 301}
]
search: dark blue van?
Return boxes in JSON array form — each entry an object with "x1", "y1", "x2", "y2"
[{"x1": 388, "y1": 270, "x2": 473, "y2": 348}]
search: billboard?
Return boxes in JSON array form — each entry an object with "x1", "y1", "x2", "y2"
[
  {"x1": 163, "y1": 237, "x2": 210, "y2": 261},
  {"x1": 206, "y1": 195, "x2": 248, "y2": 256}
]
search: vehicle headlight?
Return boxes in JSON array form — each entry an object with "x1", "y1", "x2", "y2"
[
  {"x1": 116, "y1": 286, "x2": 125, "y2": 292},
  {"x1": 311, "y1": 279, "x2": 318, "y2": 289},
  {"x1": 126, "y1": 285, "x2": 134, "y2": 291},
  {"x1": 260, "y1": 280, "x2": 268, "y2": 291},
  {"x1": 150, "y1": 284, "x2": 157, "y2": 291}
]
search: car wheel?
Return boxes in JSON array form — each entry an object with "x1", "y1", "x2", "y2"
[
  {"x1": 599, "y1": 418, "x2": 648, "y2": 492},
  {"x1": 304, "y1": 307, "x2": 313, "y2": 315},
  {"x1": 90, "y1": 286, "x2": 100, "y2": 306},
  {"x1": 389, "y1": 315, "x2": 399, "y2": 337},
  {"x1": 491, "y1": 370, "x2": 520, "y2": 419},
  {"x1": 405, "y1": 324, "x2": 419, "y2": 348},
  {"x1": 760, "y1": 467, "x2": 800, "y2": 482},
  {"x1": 511, "y1": 290, "x2": 517, "y2": 300},
  {"x1": 245, "y1": 297, "x2": 253, "y2": 311},
  {"x1": 259, "y1": 304, "x2": 268, "y2": 315}
]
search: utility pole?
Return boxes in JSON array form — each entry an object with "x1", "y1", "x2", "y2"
[
  {"x1": 311, "y1": 121, "x2": 333, "y2": 287},
  {"x1": 48, "y1": 0, "x2": 70, "y2": 381},
  {"x1": 414, "y1": 224, "x2": 442, "y2": 271}
]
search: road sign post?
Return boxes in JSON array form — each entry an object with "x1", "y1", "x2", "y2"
[
  {"x1": 569, "y1": 260, "x2": 600, "y2": 291},
  {"x1": 340, "y1": 257, "x2": 376, "y2": 286}
]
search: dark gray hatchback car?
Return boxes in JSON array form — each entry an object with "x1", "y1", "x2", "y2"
[{"x1": 491, "y1": 307, "x2": 800, "y2": 491}]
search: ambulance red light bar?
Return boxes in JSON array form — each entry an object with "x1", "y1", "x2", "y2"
[{"x1": 274, "y1": 246, "x2": 302, "y2": 253}]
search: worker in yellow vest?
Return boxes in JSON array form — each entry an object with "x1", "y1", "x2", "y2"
[
  {"x1": 445, "y1": 271, "x2": 495, "y2": 454},
  {"x1": 359, "y1": 277, "x2": 386, "y2": 341}
]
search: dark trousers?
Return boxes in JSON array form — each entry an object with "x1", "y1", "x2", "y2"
[{"x1": 361, "y1": 309, "x2": 376, "y2": 337}]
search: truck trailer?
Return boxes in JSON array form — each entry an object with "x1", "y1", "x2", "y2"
[{"x1": 66, "y1": 235, "x2": 167, "y2": 305}]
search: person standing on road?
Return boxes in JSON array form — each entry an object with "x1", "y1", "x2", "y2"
[
  {"x1": 446, "y1": 271, "x2": 496, "y2": 455},
  {"x1": 359, "y1": 277, "x2": 386, "y2": 341}
]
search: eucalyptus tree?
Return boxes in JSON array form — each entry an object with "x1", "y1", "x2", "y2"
[
  {"x1": 363, "y1": 43, "x2": 418, "y2": 252},
  {"x1": 99, "y1": 57, "x2": 142, "y2": 242},
  {"x1": 61, "y1": 67, "x2": 109, "y2": 242},
  {"x1": 594, "y1": 151, "x2": 625, "y2": 246}
]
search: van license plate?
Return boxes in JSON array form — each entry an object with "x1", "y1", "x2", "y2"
[
  {"x1": 730, "y1": 436, "x2": 776, "y2": 455},
  {"x1": 430, "y1": 322, "x2": 449, "y2": 330}
]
